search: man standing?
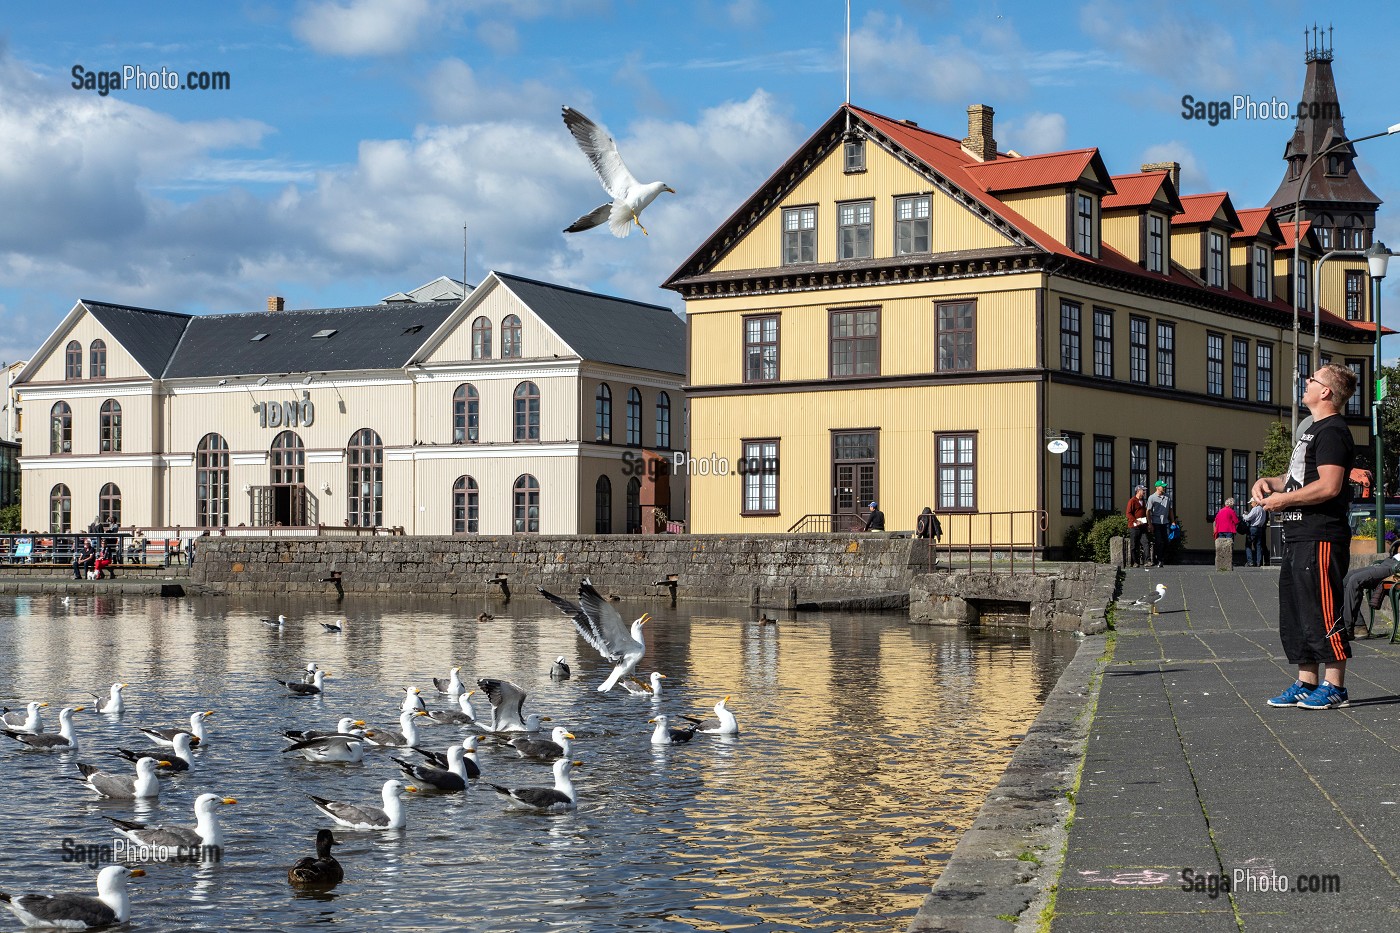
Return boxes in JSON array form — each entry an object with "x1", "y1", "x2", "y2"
[
  {"x1": 1255, "y1": 363, "x2": 1357, "y2": 710},
  {"x1": 1125, "y1": 485, "x2": 1149, "y2": 568},
  {"x1": 1146, "y1": 480, "x2": 1174, "y2": 567}
]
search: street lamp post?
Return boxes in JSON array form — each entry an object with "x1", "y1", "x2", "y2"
[
  {"x1": 1368, "y1": 241, "x2": 1392, "y2": 554},
  {"x1": 1289, "y1": 123, "x2": 1400, "y2": 440}
]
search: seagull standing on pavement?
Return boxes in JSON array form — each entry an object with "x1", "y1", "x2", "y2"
[
  {"x1": 561, "y1": 106, "x2": 675, "y2": 238},
  {"x1": 1128, "y1": 584, "x2": 1168, "y2": 614}
]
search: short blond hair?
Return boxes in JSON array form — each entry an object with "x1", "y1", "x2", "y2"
[{"x1": 1319, "y1": 362, "x2": 1357, "y2": 406}]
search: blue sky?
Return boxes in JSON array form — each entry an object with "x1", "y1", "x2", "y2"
[{"x1": 3, "y1": 0, "x2": 1400, "y2": 366}]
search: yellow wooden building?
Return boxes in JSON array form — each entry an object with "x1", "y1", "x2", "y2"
[{"x1": 664, "y1": 91, "x2": 1383, "y2": 551}]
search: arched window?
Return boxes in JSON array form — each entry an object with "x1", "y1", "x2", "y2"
[
  {"x1": 270, "y1": 430, "x2": 305, "y2": 485},
  {"x1": 655, "y1": 391, "x2": 671, "y2": 449},
  {"x1": 99, "y1": 483, "x2": 122, "y2": 526},
  {"x1": 471, "y1": 317, "x2": 492, "y2": 359},
  {"x1": 626, "y1": 477, "x2": 642, "y2": 533},
  {"x1": 90, "y1": 339, "x2": 107, "y2": 378},
  {"x1": 595, "y1": 384, "x2": 612, "y2": 442},
  {"x1": 64, "y1": 341, "x2": 82, "y2": 380},
  {"x1": 453, "y1": 475, "x2": 479, "y2": 533},
  {"x1": 347, "y1": 428, "x2": 384, "y2": 527},
  {"x1": 513, "y1": 473, "x2": 540, "y2": 533},
  {"x1": 595, "y1": 475, "x2": 612, "y2": 534},
  {"x1": 99, "y1": 399, "x2": 122, "y2": 453},
  {"x1": 513, "y1": 381, "x2": 540, "y2": 441},
  {"x1": 49, "y1": 484, "x2": 72, "y2": 532},
  {"x1": 196, "y1": 433, "x2": 230, "y2": 528},
  {"x1": 453, "y1": 383, "x2": 479, "y2": 444},
  {"x1": 50, "y1": 401, "x2": 72, "y2": 454},
  {"x1": 501, "y1": 314, "x2": 522, "y2": 359},
  {"x1": 626, "y1": 388, "x2": 642, "y2": 446}
]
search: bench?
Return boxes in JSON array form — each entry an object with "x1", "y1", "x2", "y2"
[{"x1": 1366, "y1": 577, "x2": 1400, "y2": 644}]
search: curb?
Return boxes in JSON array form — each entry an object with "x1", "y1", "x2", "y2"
[{"x1": 906, "y1": 632, "x2": 1109, "y2": 932}]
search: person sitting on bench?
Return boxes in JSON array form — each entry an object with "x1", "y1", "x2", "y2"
[{"x1": 1343, "y1": 538, "x2": 1400, "y2": 630}]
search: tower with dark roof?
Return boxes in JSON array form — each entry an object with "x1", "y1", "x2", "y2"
[{"x1": 1266, "y1": 25, "x2": 1382, "y2": 251}]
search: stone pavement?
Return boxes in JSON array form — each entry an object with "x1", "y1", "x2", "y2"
[{"x1": 1053, "y1": 565, "x2": 1400, "y2": 932}]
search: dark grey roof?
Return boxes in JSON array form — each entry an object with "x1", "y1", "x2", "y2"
[
  {"x1": 161, "y1": 301, "x2": 457, "y2": 378},
  {"x1": 82, "y1": 301, "x2": 193, "y2": 378},
  {"x1": 494, "y1": 272, "x2": 685, "y2": 375}
]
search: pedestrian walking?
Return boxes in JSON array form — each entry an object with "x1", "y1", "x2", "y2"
[{"x1": 1256, "y1": 363, "x2": 1358, "y2": 710}]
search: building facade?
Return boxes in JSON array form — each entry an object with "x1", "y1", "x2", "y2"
[
  {"x1": 15, "y1": 273, "x2": 685, "y2": 535},
  {"x1": 666, "y1": 45, "x2": 1382, "y2": 550}
]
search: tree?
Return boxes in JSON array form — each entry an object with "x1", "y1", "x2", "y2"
[
  {"x1": 1377, "y1": 363, "x2": 1400, "y2": 496},
  {"x1": 1260, "y1": 421, "x2": 1292, "y2": 478},
  {"x1": 0, "y1": 480, "x2": 18, "y2": 532}
]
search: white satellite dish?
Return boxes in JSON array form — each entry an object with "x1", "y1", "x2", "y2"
[{"x1": 1046, "y1": 438, "x2": 1069, "y2": 454}]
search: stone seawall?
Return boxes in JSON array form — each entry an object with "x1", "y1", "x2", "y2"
[
  {"x1": 909, "y1": 563, "x2": 1117, "y2": 632},
  {"x1": 191, "y1": 533, "x2": 919, "y2": 602}
]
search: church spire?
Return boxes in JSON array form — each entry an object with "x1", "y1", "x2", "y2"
[{"x1": 1267, "y1": 26, "x2": 1381, "y2": 251}]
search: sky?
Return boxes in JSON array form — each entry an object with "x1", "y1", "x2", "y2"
[{"x1": 3, "y1": 0, "x2": 1400, "y2": 367}]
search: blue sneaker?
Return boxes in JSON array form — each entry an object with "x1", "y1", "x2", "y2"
[
  {"x1": 1266, "y1": 681, "x2": 1314, "y2": 707},
  {"x1": 1297, "y1": 682, "x2": 1349, "y2": 710}
]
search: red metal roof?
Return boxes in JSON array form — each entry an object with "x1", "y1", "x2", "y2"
[
  {"x1": 1233, "y1": 208, "x2": 1274, "y2": 239},
  {"x1": 1174, "y1": 193, "x2": 1231, "y2": 226},
  {"x1": 961, "y1": 149, "x2": 1101, "y2": 193},
  {"x1": 1102, "y1": 172, "x2": 1169, "y2": 210},
  {"x1": 1277, "y1": 221, "x2": 1313, "y2": 250}
]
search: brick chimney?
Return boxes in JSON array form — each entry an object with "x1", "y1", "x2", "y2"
[
  {"x1": 1141, "y1": 161, "x2": 1181, "y2": 193},
  {"x1": 961, "y1": 104, "x2": 997, "y2": 162},
  {"x1": 267, "y1": 296, "x2": 285, "y2": 312}
]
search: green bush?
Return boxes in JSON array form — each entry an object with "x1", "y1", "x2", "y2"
[
  {"x1": 1087, "y1": 512, "x2": 1129, "y2": 563},
  {"x1": 0, "y1": 502, "x2": 18, "y2": 533},
  {"x1": 1062, "y1": 514, "x2": 1097, "y2": 561}
]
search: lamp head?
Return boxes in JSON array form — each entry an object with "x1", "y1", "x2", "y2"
[{"x1": 1367, "y1": 240, "x2": 1391, "y2": 280}]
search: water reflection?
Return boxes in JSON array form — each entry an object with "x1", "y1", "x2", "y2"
[{"x1": 0, "y1": 594, "x2": 1074, "y2": 932}]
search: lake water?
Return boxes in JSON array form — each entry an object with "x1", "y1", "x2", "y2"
[{"x1": 0, "y1": 592, "x2": 1076, "y2": 932}]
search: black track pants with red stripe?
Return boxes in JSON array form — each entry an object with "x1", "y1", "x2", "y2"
[{"x1": 1279, "y1": 539, "x2": 1353, "y2": 664}]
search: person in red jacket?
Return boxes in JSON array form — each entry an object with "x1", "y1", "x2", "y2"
[
  {"x1": 1124, "y1": 485, "x2": 1149, "y2": 568},
  {"x1": 1214, "y1": 497, "x2": 1242, "y2": 538}
]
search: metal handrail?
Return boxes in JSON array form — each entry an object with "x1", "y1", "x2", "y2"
[
  {"x1": 786, "y1": 513, "x2": 867, "y2": 533},
  {"x1": 923, "y1": 510, "x2": 1049, "y2": 574}
]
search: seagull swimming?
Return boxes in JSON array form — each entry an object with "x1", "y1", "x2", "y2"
[
  {"x1": 282, "y1": 731, "x2": 366, "y2": 764},
  {"x1": 392, "y1": 745, "x2": 471, "y2": 793},
  {"x1": 624, "y1": 671, "x2": 667, "y2": 698},
  {"x1": 682, "y1": 695, "x2": 740, "y2": 735},
  {"x1": 1, "y1": 701, "x2": 48, "y2": 734},
  {"x1": 262, "y1": 614, "x2": 287, "y2": 630},
  {"x1": 319, "y1": 619, "x2": 344, "y2": 634},
  {"x1": 137, "y1": 710, "x2": 212, "y2": 747},
  {"x1": 91, "y1": 683, "x2": 127, "y2": 715},
  {"x1": 288, "y1": 829, "x2": 344, "y2": 887},
  {"x1": 109, "y1": 793, "x2": 235, "y2": 851},
  {"x1": 309, "y1": 779, "x2": 416, "y2": 831},
  {"x1": 0, "y1": 865, "x2": 145, "y2": 930},
  {"x1": 425, "y1": 691, "x2": 478, "y2": 726},
  {"x1": 476, "y1": 678, "x2": 550, "y2": 733},
  {"x1": 409, "y1": 736, "x2": 481, "y2": 778},
  {"x1": 510, "y1": 726, "x2": 575, "y2": 761},
  {"x1": 432, "y1": 667, "x2": 465, "y2": 699},
  {"x1": 649, "y1": 713, "x2": 698, "y2": 745},
  {"x1": 301, "y1": 662, "x2": 321, "y2": 684},
  {"x1": 363, "y1": 709, "x2": 428, "y2": 748},
  {"x1": 549, "y1": 656, "x2": 571, "y2": 680},
  {"x1": 277, "y1": 670, "x2": 328, "y2": 696},
  {"x1": 3, "y1": 706, "x2": 84, "y2": 751},
  {"x1": 561, "y1": 106, "x2": 675, "y2": 238},
  {"x1": 489, "y1": 757, "x2": 581, "y2": 811},
  {"x1": 114, "y1": 731, "x2": 194, "y2": 774},
  {"x1": 538, "y1": 578, "x2": 650, "y2": 692},
  {"x1": 75, "y1": 757, "x2": 165, "y2": 799},
  {"x1": 282, "y1": 718, "x2": 365, "y2": 744},
  {"x1": 401, "y1": 686, "x2": 427, "y2": 714}
]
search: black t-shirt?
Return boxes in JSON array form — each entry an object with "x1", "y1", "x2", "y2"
[{"x1": 1281, "y1": 414, "x2": 1354, "y2": 542}]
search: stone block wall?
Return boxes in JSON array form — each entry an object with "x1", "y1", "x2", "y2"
[
  {"x1": 908, "y1": 562, "x2": 1117, "y2": 633},
  {"x1": 191, "y1": 533, "x2": 919, "y2": 602}
]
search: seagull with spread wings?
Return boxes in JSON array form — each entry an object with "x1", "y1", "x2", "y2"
[
  {"x1": 476, "y1": 678, "x2": 550, "y2": 733},
  {"x1": 561, "y1": 106, "x2": 675, "y2": 237},
  {"x1": 538, "y1": 578, "x2": 650, "y2": 692}
]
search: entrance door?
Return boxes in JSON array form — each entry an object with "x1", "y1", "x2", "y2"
[{"x1": 832, "y1": 430, "x2": 878, "y2": 531}]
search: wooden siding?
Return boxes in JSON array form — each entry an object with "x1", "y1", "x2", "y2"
[
  {"x1": 708, "y1": 140, "x2": 1015, "y2": 274},
  {"x1": 1101, "y1": 213, "x2": 1140, "y2": 263},
  {"x1": 27, "y1": 311, "x2": 153, "y2": 383},
  {"x1": 423, "y1": 281, "x2": 574, "y2": 365},
  {"x1": 998, "y1": 190, "x2": 1067, "y2": 249}
]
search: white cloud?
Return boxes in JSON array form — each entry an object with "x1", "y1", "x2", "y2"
[
  {"x1": 292, "y1": 0, "x2": 440, "y2": 57},
  {"x1": 422, "y1": 58, "x2": 557, "y2": 123},
  {"x1": 1001, "y1": 112, "x2": 1067, "y2": 154},
  {"x1": 850, "y1": 13, "x2": 1010, "y2": 104}
]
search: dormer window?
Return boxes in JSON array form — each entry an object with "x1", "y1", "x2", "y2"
[
  {"x1": 1326, "y1": 155, "x2": 1347, "y2": 176},
  {"x1": 843, "y1": 136, "x2": 866, "y2": 174},
  {"x1": 1253, "y1": 245, "x2": 1270, "y2": 299},
  {"x1": 1075, "y1": 194, "x2": 1097, "y2": 256},
  {"x1": 1207, "y1": 231, "x2": 1224, "y2": 288}
]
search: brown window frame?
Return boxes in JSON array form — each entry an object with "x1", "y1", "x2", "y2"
[
  {"x1": 625, "y1": 387, "x2": 643, "y2": 446},
  {"x1": 346, "y1": 427, "x2": 384, "y2": 528},
  {"x1": 782, "y1": 205, "x2": 816, "y2": 265},
  {"x1": 195, "y1": 432, "x2": 229, "y2": 529},
  {"x1": 90, "y1": 339, "x2": 107, "y2": 379},
  {"x1": 512, "y1": 473, "x2": 540, "y2": 533},
  {"x1": 828, "y1": 307, "x2": 880, "y2": 378},
  {"x1": 98, "y1": 482, "x2": 122, "y2": 526},
  {"x1": 894, "y1": 194, "x2": 931, "y2": 255},
  {"x1": 743, "y1": 313, "x2": 780, "y2": 383},
  {"x1": 594, "y1": 475, "x2": 612, "y2": 534},
  {"x1": 453, "y1": 475, "x2": 479, "y2": 534},
  {"x1": 453, "y1": 383, "x2": 479, "y2": 444},
  {"x1": 1146, "y1": 214, "x2": 1164, "y2": 272},
  {"x1": 935, "y1": 300, "x2": 975, "y2": 373},
  {"x1": 740, "y1": 437, "x2": 780, "y2": 516},
  {"x1": 500, "y1": 314, "x2": 522, "y2": 359},
  {"x1": 470, "y1": 316, "x2": 492, "y2": 360},
  {"x1": 1345, "y1": 270, "x2": 1365, "y2": 321},
  {"x1": 50, "y1": 483, "x2": 72, "y2": 532},
  {"x1": 836, "y1": 199, "x2": 873, "y2": 261},
  {"x1": 99, "y1": 399, "x2": 122, "y2": 453},
  {"x1": 1060, "y1": 431, "x2": 1083, "y2": 515},
  {"x1": 1129, "y1": 315, "x2": 1149, "y2": 384},
  {"x1": 64, "y1": 341, "x2": 82, "y2": 380},
  {"x1": 655, "y1": 392, "x2": 671, "y2": 449},
  {"x1": 513, "y1": 381, "x2": 540, "y2": 442},
  {"x1": 50, "y1": 401, "x2": 72, "y2": 455},
  {"x1": 935, "y1": 431, "x2": 977, "y2": 513},
  {"x1": 1092, "y1": 307, "x2": 1113, "y2": 379}
]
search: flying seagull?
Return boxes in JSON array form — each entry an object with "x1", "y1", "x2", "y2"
[
  {"x1": 561, "y1": 106, "x2": 675, "y2": 237},
  {"x1": 538, "y1": 578, "x2": 650, "y2": 692},
  {"x1": 1128, "y1": 584, "x2": 1168, "y2": 614},
  {"x1": 476, "y1": 678, "x2": 550, "y2": 733}
]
